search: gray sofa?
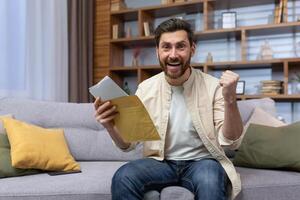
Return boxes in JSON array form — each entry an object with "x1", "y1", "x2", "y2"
[{"x1": 0, "y1": 97, "x2": 300, "y2": 200}]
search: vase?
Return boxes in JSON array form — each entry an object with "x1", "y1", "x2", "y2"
[{"x1": 132, "y1": 57, "x2": 138, "y2": 67}]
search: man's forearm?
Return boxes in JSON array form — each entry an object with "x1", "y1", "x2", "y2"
[
  {"x1": 106, "y1": 126, "x2": 131, "y2": 149},
  {"x1": 222, "y1": 101, "x2": 243, "y2": 141}
]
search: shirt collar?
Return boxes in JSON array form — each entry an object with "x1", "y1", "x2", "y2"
[{"x1": 162, "y1": 67, "x2": 195, "y2": 92}]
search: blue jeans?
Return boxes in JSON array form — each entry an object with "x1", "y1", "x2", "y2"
[{"x1": 111, "y1": 158, "x2": 228, "y2": 200}]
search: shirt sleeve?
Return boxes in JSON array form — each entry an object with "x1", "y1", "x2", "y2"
[{"x1": 112, "y1": 140, "x2": 138, "y2": 152}]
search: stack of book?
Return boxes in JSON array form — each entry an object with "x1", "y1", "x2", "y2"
[
  {"x1": 260, "y1": 80, "x2": 283, "y2": 95},
  {"x1": 161, "y1": 0, "x2": 174, "y2": 4}
]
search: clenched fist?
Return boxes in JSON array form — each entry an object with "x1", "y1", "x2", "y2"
[{"x1": 219, "y1": 70, "x2": 240, "y2": 104}]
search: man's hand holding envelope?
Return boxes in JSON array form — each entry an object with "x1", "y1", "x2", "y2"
[{"x1": 91, "y1": 76, "x2": 160, "y2": 144}]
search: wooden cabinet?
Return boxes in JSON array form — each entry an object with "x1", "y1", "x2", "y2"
[{"x1": 94, "y1": 0, "x2": 300, "y2": 101}]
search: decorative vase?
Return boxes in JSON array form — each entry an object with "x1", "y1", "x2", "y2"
[{"x1": 132, "y1": 57, "x2": 138, "y2": 67}]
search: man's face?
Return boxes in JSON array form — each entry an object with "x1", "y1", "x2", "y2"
[{"x1": 157, "y1": 30, "x2": 195, "y2": 80}]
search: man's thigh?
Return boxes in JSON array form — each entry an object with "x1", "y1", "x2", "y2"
[
  {"x1": 180, "y1": 158, "x2": 228, "y2": 199},
  {"x1": 113, "y1": 158, "x2": 178, "y2": 192}
]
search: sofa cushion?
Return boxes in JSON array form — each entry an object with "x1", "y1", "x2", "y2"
[
  {"x1": 236, "y1": 167, "x2": 300, "y2": 200},
  {"x1": 160, "y1": 186, "x2": 194, "y2": 200},
  {"x1": 2, "y1": 117, "x2": 80, "y2": 172},
  {"x1": 233, "y1": 122, "x2": 300, "y2": 171},
  {"x1": 0, "y1": 134, "x2": 41, "y2": 178},
  {"x1": 0, "y1": 161, "x2": 125, "y2": 200},
  {"x1": 237, "y1": 98, "x2": 277, "y2": 125},
  {"x1": 0, "y1": 97, "x2": 143, "y2": 161}
]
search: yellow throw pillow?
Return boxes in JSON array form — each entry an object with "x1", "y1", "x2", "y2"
[
  {"x1": 2, "y1": 117, "x2": 80, "y2": 172},
  {"x1": 0, "y1": 115, "x2": 13, "y2": 134}
]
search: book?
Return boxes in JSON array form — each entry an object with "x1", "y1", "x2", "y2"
[
  {"x1": 282, "y1": 0, "x2": 288, "y2": 23},
  {"x1": 143, "y1": 22, "x2": 154, "y2": 37},
  {"x1": 112, "y1": 24, "x2": 120, "y2": 39},
  {"x1": 161, "y1": 0, "x2": 173, "y2": 4},
  {"x1": 277, "y1": 0, "x2": 283, "y2": 24},
  {"x1": 89, "y1": 76, "x2": 160, "y2": 142}
]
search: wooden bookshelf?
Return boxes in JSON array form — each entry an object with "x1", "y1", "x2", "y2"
[{"x1": 94, "y1": 0, "x2": 300, "y2": 101}]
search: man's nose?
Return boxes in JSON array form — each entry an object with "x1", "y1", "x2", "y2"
[{"x1": 169, "y1": 47, "x2": 178, "y2": 58}]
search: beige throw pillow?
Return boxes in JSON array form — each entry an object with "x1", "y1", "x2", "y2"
[
  {"x1": 236, "y1": 107, "x2": 286, "y2": 148},
  {"x1": 244, "y1": 107, "x2": 285, "y2": 130}
]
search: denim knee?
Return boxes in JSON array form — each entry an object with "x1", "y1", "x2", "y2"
[{"x1": 181, "y1": 159, "x2": 228, "y2": 200}]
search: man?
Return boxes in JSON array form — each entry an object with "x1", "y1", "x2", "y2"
[{"x1": 94, "y1": 18, "x2": 243, "y2": 200}]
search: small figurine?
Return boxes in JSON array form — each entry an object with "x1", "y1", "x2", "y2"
[
  {"x1": 123, "y1": 81, "x2": 131, "y2": 95},
  {"x1": 258, "y1": 40, "x2": 273, "y2": 60},
  {"x1": 132, "y1": 47, "x2": 141, "y2": 66},
  {"x1": 206, "y1": 52, "x2": 213, "y2": 63}
]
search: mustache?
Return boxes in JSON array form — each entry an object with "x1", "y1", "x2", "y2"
[{"x1": 166, "y1": 58, "x2": 181, "y2": 64}]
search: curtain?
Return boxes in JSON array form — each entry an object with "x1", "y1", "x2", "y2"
[
  {"x1": 0, "y1": 0, "x2": 68, "y2": 102},
  {"x1": 67, "y1": 0, "x2": 94, "y2": 103}
]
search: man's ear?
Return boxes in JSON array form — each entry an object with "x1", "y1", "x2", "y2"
[{"x1": 191, "y1": 42, "x2": 196, "y2": 56}]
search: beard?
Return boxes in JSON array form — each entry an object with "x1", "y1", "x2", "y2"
[{"x1": 159, "y1": 54, "x2": 191, "y2": 79}]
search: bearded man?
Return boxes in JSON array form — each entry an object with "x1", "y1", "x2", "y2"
[{"x1": 94, "y1": 18, "x2": 243, "y2": 200}]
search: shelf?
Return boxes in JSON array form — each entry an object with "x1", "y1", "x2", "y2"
[
  {"x1": 238, "y1": 94, "x2": 300, "y2": 101},
  {"x1": 212, "y1": 0, "x2": 278, "y2": 10},
  {"x1": 195, "y1": 28, "x2": 241, "y2": 40},
  {"x1": 96, "y1": 0, "x2": 300, "y2": 102},
  {"x1": 110, "y1": 9, "x2": 138, "y2": 21},
  {"x1": 112, "y1": 0, "x2": 208, "y2": 16},
  {"x1": 142, "y1": 1, "x2": 204, "y2": 17},
  {"x1": 205, "y1": 59, "x2": 286, "y2": 69},
  {"x1": 110, "y1": 36, "x2": 155, "y2": 47},
  {"x1": 110, "y1": 22, "x2": 300, "y2": 46},
  {"x1": 245, "y1": 22, "x2": 300, "y2": 37}
]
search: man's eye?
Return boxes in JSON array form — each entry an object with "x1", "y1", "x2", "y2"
[{"x1": 177, "y1": 44, "x2": 186, "y2": 49}]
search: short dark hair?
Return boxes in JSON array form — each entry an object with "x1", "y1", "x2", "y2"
[{"x1": 154, "y1": 18, "x2": 195, "y2": 47}]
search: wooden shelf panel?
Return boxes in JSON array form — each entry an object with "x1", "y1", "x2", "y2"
[
  {"x1": 195, "y1": 29, "x2": 241, "y2": 40},
  {"x1": 110, "y1": 36, "x2": 155, "y2": 47},
  {"x1": 246, "y1": 22, "x2": 300, "y2": 37},
  {"x1": 109, "y1": 67, "x2": 138, "y2": 77},
  {"x1": 213, "y1": 0, "x2": 277, "y2": 10},
  {"x1": 238, "y1": 94, "x2": 300, "y2": 101},
  {"x1": 110, "y1": 0, "x2": 209, "y2": 18},
  {"x1": 143, "y1": 1, "x2": 204, "y2": 17},
  {"x1": 110, "y1": 9, "x2": 139, "y2": 21},
  {"x1": 206, "y1": 59, "x2": 285, "y2": 69}
]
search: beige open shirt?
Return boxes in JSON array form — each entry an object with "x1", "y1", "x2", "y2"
[{"x1": 119, "y1": 68, "x2": 242, "y2": 199}]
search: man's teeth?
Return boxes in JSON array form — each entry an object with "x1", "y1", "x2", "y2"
[{"x1": 168, "y1": 63, "x2": 180, "y2": 66}]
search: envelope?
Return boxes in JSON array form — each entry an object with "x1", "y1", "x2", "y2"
[{"x1": 111, "y1": 95, "x2": 160, "y2": 142}]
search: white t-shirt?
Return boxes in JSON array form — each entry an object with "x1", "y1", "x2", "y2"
[{"x1": 165, "y1": 86, "x2": 211, "y2": 160}]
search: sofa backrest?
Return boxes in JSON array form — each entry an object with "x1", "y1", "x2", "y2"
[
  {"x1": 0, "y1": 97, "x2": 143, "y2": 161},
  {"x1": 0, "y1": 97, "x2": 278, "y2": 161}
]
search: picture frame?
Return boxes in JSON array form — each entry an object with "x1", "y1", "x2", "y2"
[
  {"x1": 236, "y1": 81, "x2": 245, "y2": 95},
  {"x1": 222, "y1": 12, "x2": 237, "y2": 29}
]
